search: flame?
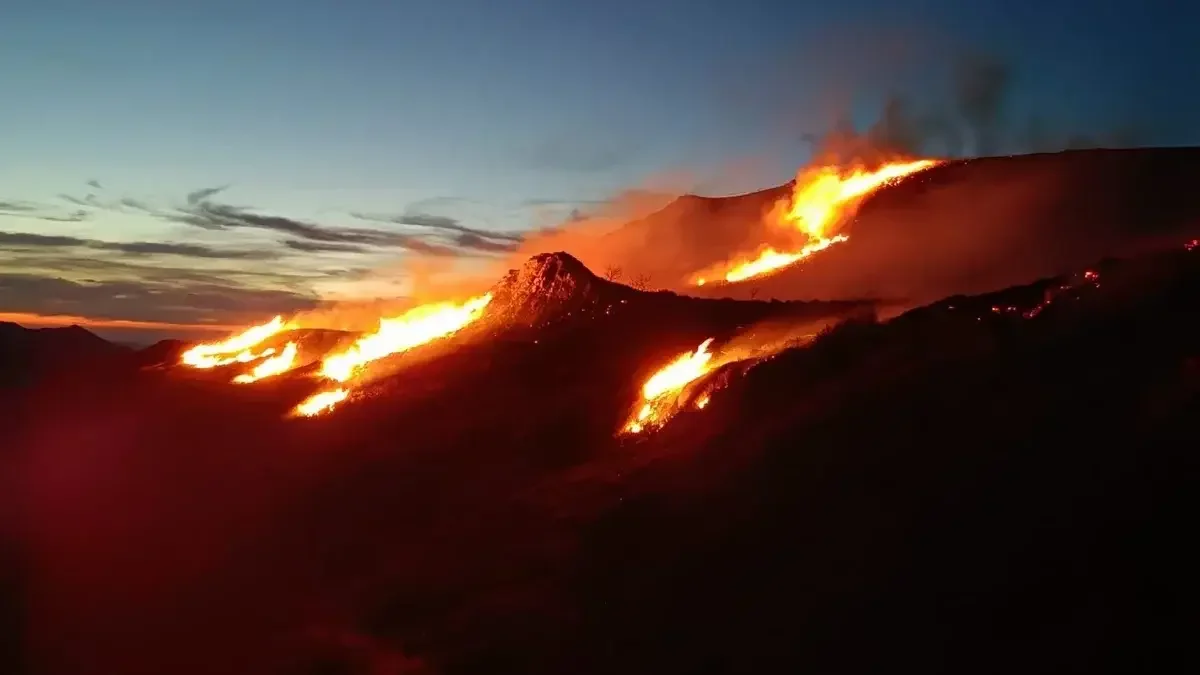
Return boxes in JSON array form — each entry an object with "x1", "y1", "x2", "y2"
[
  {"x1": 233, "y1": 342, "x2": 298, "y2": 384},
  {"x1": 624, "y1": 338, "x2": 716, "y2": 434},
  {"x1": 694, "y1": 159, "x2": 940, "y2": 285},
  {"x1": 294, "y1": 388, "x2": 349, "y2": 417},
  {"x1": 319, "y1": 293, "x2": 493, "y2": 383},
  {"x1": 181, "y1": 316, "x2": 289, "y2": 369},
  {"x1": 291, "y1": 293, "x2": 494, "y2": 417}
]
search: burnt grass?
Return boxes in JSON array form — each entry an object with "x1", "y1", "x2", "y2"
[{"x1": 2, "y1": 244, "x2": 1199, "y2": 675}]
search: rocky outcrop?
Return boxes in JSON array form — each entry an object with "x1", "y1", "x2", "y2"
[{"x1": 490, "y1": 252, "x2": 620, "y2": 328}]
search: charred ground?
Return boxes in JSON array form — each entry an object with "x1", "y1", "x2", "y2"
[{"x1": 2, "y1": 190, "x2": 1199, "y2": 673}]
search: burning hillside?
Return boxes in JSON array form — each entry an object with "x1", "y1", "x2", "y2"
[
  {"x1": 575, "y1": 147, "x2": 1200, "y2": 305},
  {"x1": 7, "y1": 236, "x2": 1198, "y2": 675},
  {"x1": 690, "y1": 158, "x2": 941, "y2": 286},
  {"x1": 163, "y1": 148, "x2": 1200, "y2": 428},
  {"x1": 168, "y1": 250, "x2": 859, "y2": 425}
]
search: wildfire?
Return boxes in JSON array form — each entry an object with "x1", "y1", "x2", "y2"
[
  {"x1": 623, "y1": 338, "x2": 716, "y2": 434},
  {"x1": 983, "y1": 269, "x2": 1101, "y2": 320},
  {"x1": 694, "y1": 158, "x2": 940, "y2": 285},
  {"x1": 180, "y1": 315, "x2": 289, "y2": 369},
  {"x1": 294, "y1": 388, "x2": 349, "y2": 417},
  {"x1": 318, "y1": 293, "x2": 493, "y2": 383},
  {"x1": 233, "y1": 342, "x2": 298, "y2": 384},
  {"x1": 292, "y1": 293, "x2": 494, "y2": 417}
]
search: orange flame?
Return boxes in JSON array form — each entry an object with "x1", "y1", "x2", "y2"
[
  {"x1": 319, "y1": 293, "x2": 493, "y2": 383},
  {"x1": 291, "y1": 293, "x2": 495, "y2": 417},
  {"x1": 624, "y1": 338, "x2": 716, "y2": 434},
  {"x1": 694, "y1": 158, "x2": 940, "y2": 285},
  {"x1": 233, "y1": 342, "x2": 298, "y2": 384},
  {"x1": 181, "y1": 316, "x2": 289, "y2": 369},
  {"x1": 294, "y1": 388, "x2": 349, "y2": 417}
]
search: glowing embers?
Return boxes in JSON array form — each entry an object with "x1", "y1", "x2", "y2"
[
  {"x1": 622, "y1": 338, "x2": 718, "y2": 435},
  {"x1": 983, "y1": 269, "x2": 1102, "y2": 320}
]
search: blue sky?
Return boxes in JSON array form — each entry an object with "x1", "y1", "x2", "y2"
[{"x1": 1, "y1": 0, "x2": 1196, "y2": 336}]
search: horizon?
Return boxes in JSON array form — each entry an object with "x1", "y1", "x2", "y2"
[{"x1": 3, "y1": 0, "x2": 1198, "y2": 340}]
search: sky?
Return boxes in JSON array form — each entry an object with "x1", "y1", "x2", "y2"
[{"x1": 1, "y1": 0, "x2": 1197, "y2": 341}]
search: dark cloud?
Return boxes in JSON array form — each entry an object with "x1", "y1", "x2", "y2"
[
  {"x1": 56, "y1": 193, "x2": 102, "y2": 208},
  {"x1": 5, "y1": 252, "x2": 320, "y2": 288},
  {"x1": 86, "y1": 179, "x2": 103, "y2": 190},
  {"x1": 283, "y1": 240, "x2": 370, "y2": 254},
  {"x1": 352, "y1": 211, "x2": 523, "y2": 254},
  {"x1": 0, "y1": 200, "x2": 90, "y2": 223},
  {"x1": 53, "y1": 181, "x2": 498, "y2": 259},
  {"x1": 149, "y1": 189, "x2": 498, "y2": 258},
  {"x1": 0, "y1": 230, "x2": 278, "y2": 260},
  {"x1": 0, "y1": 272, "x2": 315, "y2": 325},
  {"x1": 0, "y1": 201, "x2": 38, "y2": 212},
  {"x1": 373, "y1": 211, "x2": 522, "y2": 242},
  {"x1": 452, "y1": 232, "x2": 518, "y2": 253},
  {"x1": 186, "y1": 185, "x2": 230, "y2": 205}
]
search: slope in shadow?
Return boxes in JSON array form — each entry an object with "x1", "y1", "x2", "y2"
[{"x1": 4, "y1": 243, "x2": 1198, "y2": 675}]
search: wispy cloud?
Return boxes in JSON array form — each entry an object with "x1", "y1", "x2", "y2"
[
  {"x1": 0, "y1": 199, "x2": 90, "y2": 223},
  {"x1": 283, "y1": 240, "x2": 371, "y2": 254},
  {"x1": 1, "y1": 181, "x2": 549, "y2": 332},
  {"x1": 352, "y1": 210, "x2": 524, "y2": 254},
  {"x1": 0, "y1": 272, "x2": 316, "y2": 326},
  {"x1": 56, "y1": 183, "x2": 507, "y2": 259},
  {"x1": 0, "y1": 230, "x2": 278, "y2": 260}
]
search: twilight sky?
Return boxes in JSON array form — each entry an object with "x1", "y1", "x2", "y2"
[{"x1": 1, "y1": 0, "x2": 1196, "y2": 340}]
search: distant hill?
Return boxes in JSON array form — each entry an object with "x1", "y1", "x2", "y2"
[{"x1": 0, "y1": 322, "x2": 131, "y2": 390}]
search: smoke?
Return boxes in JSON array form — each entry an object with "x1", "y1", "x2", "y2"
[
  {"x1": 804, "y1": 51, "x2": 1149, "y2": 165},
  {"x1": 296, "y1": 49, "x2": 1172, "y2": 325},
  {"x1": 524, "y1": 49, "x2": 1167, "y2": 304}
]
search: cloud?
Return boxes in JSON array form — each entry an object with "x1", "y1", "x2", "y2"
[
  {"x1": 0, "y1": 272, "x2": 316, "y2": 326},
  {"x1": 135, "y1": 187, "x2": 501, "y2": 258},
  {"x1": 0, "y1": 199, "x2": 90, "y2": 223},
  {"x1": 357, "y1": 211, "x2": 523, "y2": 241},
  {"x1": 352, "y1": 210, "x2": 524, "y2": 254},
  {"x1": 51, "y1": 182, "x2": 530, "y2": 261},
  {"x1": 0, "y1": 230, "x2": 278, "y2": 260},
  {"x1": 186, "y1": 184, "x2": 230, "y2": 205},
  {"x1": 283, "y1": 240, "x2": 370, "y2": 254}
]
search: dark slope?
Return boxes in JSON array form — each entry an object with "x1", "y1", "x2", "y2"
[
  {"x1": 0, "y1": 322, "x2": 131, "y2": 390},
  {"x1": 611, "y1": 147, "x2": 1200, "y2": 303},
  {"x1": 3, "y1": 243, "x2": 1198, "y2": 674}
]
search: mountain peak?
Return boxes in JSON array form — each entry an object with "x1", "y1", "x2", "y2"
[{"x1": 490, "y1": 252, "x2": 606, "y2": 327}]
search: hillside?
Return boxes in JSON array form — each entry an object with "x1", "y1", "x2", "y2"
[
  {"x1": 0, "y1": 322, "x2": 132, "y2": 391},
  {"x1": 2, "y1": 237, "x2": 1197, "y2": 674},
  {"x1": 597, "y1": 147, "x2": 1200, "y2": 305}
]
